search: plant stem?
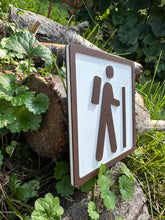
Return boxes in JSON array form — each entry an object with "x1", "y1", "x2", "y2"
[
  {"x1": 51, "y1": 54, "x2": 67, "y2": 93},
  {"x1": 93, "y1": 183, "x2": 96, "y2": 202},
  {"x1": 28, "y1": 57, "x2": 31, "y2": 87},
  {"x1": 5, "y1": 198, "x2": 25, "y2": 220}
]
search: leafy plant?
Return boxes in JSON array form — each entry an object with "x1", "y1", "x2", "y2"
[
  {"x1": 76, "y1": 0, "x2": 165, "y2": 79},
  {"x1": 88, "y1": 201, "x2": 100, "y2": 220},
  {"x1": 0, "y1": 74, "x2": 49, "y2": 133},
  {"x1": 30, "y1": 193, "x2": 64, "y2": 220},
  {"x1": 8, "y1": 174, "x2": 40, "y2": 201},
  {"x1": 87, "y1": 164, "x2": 135, "y2": 219},
  {"x1": 54, "y1": 161, "x2": 74, "y2": 197},
  {"x1": 4, "y1": 30, "x2": 53, "y2": 86}
]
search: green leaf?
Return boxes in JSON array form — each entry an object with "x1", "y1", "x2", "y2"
[
  {"x1": 54, "y1": 161, "x2": 69, "y2": 180},
  {"x1": 0, "y1": 74, "x2": 17, "y2": 100},
  {"x1": 6, "y1": 145, "x2": 14, "y2": 155},
  {"x1": 6, "y1": 31, "x2": 36, "y2": 57},
  {"x1": 31, "y1": 193, "x2": 64, "y2": 220},
  {"x1": 103, "y1": 190, "x2": 116, "y2": 211},
  {"x1": 8, "y1": 174, "x2": 21, "y2": 195},
  {"x1": 143, "y1": 43, "x2": 160, "y2": 57},
  {"x1": 112, "y1": 38, "x2": 138, "y2": 53},
  {"x1": 25, "y1": 93, "x2": 49, "y2": 115},
  {"x1": 121, "y1": 164, "x2": 134, "y2": 181},
  {"x1": 9, "y1": 174, "x2": 40, "y2": 201},
  {"x1": 5, "y1": 31, "x2": 53, "y2": 67},
  {"x1": 78, "y1": 177, "x2": 96, "y2": 193},
  {"x1": 55, "y1": 175, "x2": 74, "y2": 197},
  {"x1": 11, "y1": 86, "x2": 34, "y2": 106},
  {"x1": 0, "y1": 150, "x2": 3, "y2": 169},
  {"x1": 142, "y1": 34, "x2": 157, "y2": 46},
  {"x1": 98, "y1": 164, "x2": 106, "y2": 179},
  {"x1": 87, "y1": 201, "x2": 100, "y2": 220},
  {"x1": 17, "y1": 180, "x2": 40, "y2": 201},
  {"x1": 33, "y1": 44, "x2": 53, "y2": 67},
  {"x1": 119, "y1": 175, "x2": 135, "y2": 201},
  {"x1": 0, "y1": 108, "x2": 16, "y2": 128},
  {"x1": 118, "y1": 24, "x2": 139, "y2": 46},
  {"x1": 149, "y1": 16, "x2": 165, "y2": 37},
  {"x1": 7, "y1": 107, "x2": 42, "y2": 133}
]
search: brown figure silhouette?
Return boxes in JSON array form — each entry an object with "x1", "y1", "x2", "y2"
[{"x1": 91, "y1": 66, "x2": 120, "y2": 161}]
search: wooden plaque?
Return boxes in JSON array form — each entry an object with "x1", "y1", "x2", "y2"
[{"x1": 66, "y1": 44, "x2": 135, "y2": 187}]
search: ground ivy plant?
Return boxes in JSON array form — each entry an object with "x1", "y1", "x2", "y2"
[
  {"x1": 0, "y1": 73, "x2": 49, "y2": 133},
  {"x1": 87, "y1": 164, "x2": 135, "y2": 220},
  {"x1": 54, "y1": 161, "x2": 135, "y2": 220}
]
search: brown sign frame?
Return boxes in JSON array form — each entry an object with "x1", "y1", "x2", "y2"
[{"x1": 66, "y1": 43, "x2": 136, "y2": 187}]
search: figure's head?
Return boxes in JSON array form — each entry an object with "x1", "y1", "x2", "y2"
[{"x1": 106, "y1": 66, "x2": 114, "y2": 78}]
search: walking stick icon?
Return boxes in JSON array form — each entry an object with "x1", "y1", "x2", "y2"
[{"x1": 91, "y1": 66, "x2": 120, "y2": 161}]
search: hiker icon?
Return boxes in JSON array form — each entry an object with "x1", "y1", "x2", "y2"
[{"x1": 91, "y1": 66, "x2": 120, "y2": 161}]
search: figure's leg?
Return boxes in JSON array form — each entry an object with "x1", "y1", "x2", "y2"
[{"x1": 96, "y1": 98, "x2": 107, "y2": 161}]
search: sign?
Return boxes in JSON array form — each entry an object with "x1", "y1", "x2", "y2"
[{"x1": 66, "y1": 44, "x2": 135, "y2": 187}]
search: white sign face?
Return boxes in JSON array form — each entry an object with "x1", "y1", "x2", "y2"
[{"x1": 66, "y1": 44, "x2": 135, "y2": 187}]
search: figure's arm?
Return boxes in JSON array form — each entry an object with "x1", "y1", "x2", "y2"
[
  {"x1": 112, "y1": 99, "x2": 120, "y2": 106},
  {"x1": 91, "y1": 76, "x2": 102, "y2": 104}
]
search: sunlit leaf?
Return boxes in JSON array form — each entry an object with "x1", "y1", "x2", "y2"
[
  {"x1": 119, "y1": 175, "x2": 135, "y2": 201},
  {"x1": 25, "y1": 93, "x2": 49, "y2": 115},
  {"x1": 103, "y1": 190, "x2": 116, "y2": 211},
  {"x1": 87, "y1": 201, "x2": 100, "y2": 220},
  {"x1": 31, "y1": 193, "x2": 64, "y2": 220}
]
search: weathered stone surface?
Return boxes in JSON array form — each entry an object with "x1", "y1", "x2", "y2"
[{"x1": 62, "y1": 162, "x2": 151, "y2": 220}]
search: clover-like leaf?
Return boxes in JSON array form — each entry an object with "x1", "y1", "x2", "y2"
[
  {"x1": 25, "y1": 93, "x2": 49, "y2": 115},
  {"x1": 54, "y1": 161, "x2": 69, "y2": 180},
  {"x1": 119, "y1": 175, "x2": 135, "y2": 201},
  {"x1": 55, "y1": 175, "x2": 74, "y2": 197},
  {"x1": 87, "y1": 201, "x2": 100, "y2": 220},
  {"x1": 103, "y1": 190, "x2": 116, "y2": 211}
]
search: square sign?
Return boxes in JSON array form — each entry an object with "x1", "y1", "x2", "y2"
[{"x1": 66, "y1": 44, "x2": 135, "y2": 187}]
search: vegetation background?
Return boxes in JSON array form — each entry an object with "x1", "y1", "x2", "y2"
[{"x1": 0, "y1": 0, "x2": 164, "y2": 219}]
